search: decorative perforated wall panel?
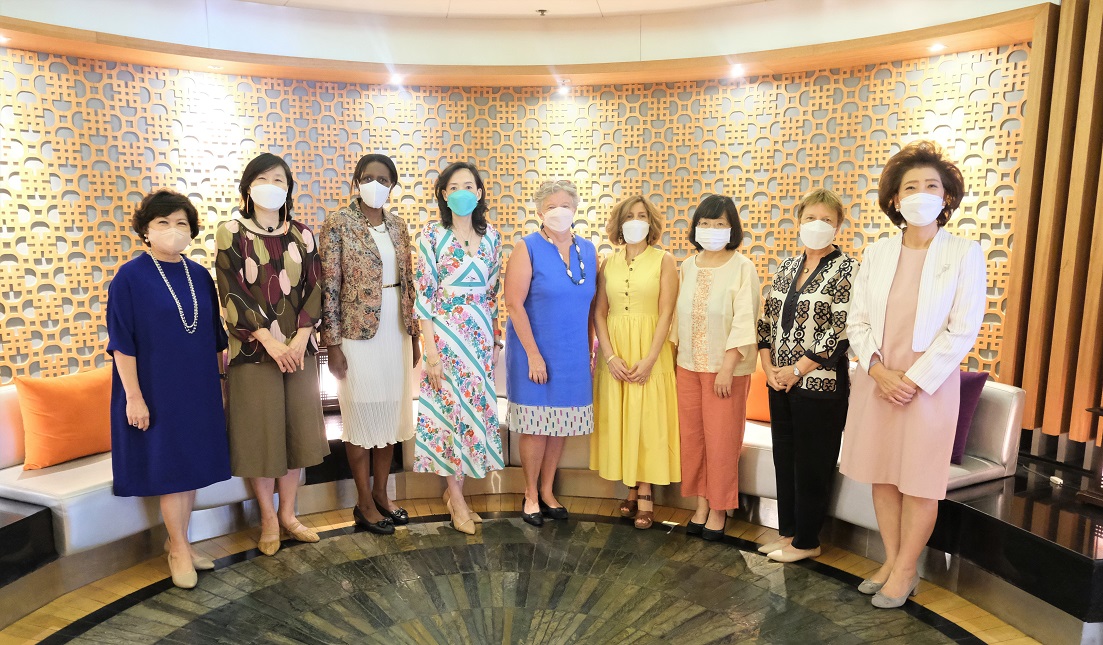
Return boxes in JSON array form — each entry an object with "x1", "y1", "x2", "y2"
[{"x1": 0, "y1": 44, "x2": 1029, "y2": 383}]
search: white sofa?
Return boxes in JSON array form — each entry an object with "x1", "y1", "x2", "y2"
[
  {"x1": 0, "y1": 384, "x2": 258, "y2": 556},
  {"x1": 0, "y1": 347, "x2": 1023, "y2": 555},
  {"x1": 494, "y1": 353, "x2": 1024, "y2": 529}
]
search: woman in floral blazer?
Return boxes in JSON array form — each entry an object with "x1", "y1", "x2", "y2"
[{"x1": 319, "y1": 153, "x2": 420, "y2": 535}]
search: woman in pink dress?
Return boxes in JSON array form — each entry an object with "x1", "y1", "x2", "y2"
[{"x1": 839, "y1": 141, "x2": 986, "y2": 609}]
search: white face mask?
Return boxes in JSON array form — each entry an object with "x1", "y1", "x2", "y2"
[
  {"x1": 359, "y1": 180, "x2": 391, "y2": 209},
  {"x1": 542, "y1": 206, "x2": 574, "y2": 233},
  {"x1": 898, "y1": 193, "x2": 944, "y2": 227},
  {"x1": 148, "y1": 227, "x2": 191, "y2": 255},
  {"x1": 621, "y1": 220, "x2": 650, "y2": 245},
  {"x1": 695, "y1": 227, "x2": 731, "y2": 252},
  {"x1": 250, "y1": 183, "x2": 288, "y2": 211},
  {"x1": 799, "y1": 220, "x2": 837, "y2": 250}
]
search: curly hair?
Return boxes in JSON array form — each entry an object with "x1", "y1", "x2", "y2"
[
  {"x1": 131, "y1": 190, "x2": 199, "y2": 245},
  {"x1": 877, "y1": 140, "x2": 964, "y2": 228}
]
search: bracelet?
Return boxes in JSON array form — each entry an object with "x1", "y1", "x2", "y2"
[
  {"x1": 424, "y1": 356, "x2": 441, "y2": 367},
  {"x1": 605, "y1": 354, "x2": 617, "y2": 364}
]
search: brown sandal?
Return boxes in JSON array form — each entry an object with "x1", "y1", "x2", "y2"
[
  {"x1": 634, "y1": 494, "x2": 654, "y2": 529},
  {"x1": 619, "y1": 486, "x2": 640, "y2": 518}
]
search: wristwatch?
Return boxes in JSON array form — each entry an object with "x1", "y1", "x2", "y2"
[{"x1": 792, "y1": 366, "x2": 801, "y2": 377}]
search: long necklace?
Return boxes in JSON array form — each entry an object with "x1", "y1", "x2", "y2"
[
  {"x1": 543, "y1": 229, "x2": 586, "y2": 285},
  {"x1": 150, "y1": 255, "x2": 199, "y2": 334}
]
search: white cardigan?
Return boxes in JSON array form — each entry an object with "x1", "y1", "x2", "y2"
[{"x1": 847, "y1": 228, "x2": 986, "y2": 394}]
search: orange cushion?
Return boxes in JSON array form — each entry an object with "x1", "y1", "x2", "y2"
[
  {"x1": 747, "y1": 364, "x2": 772, "y2": 423},
  {"x1": 14, "y1": 367, "x2": 112, "y2": 470}
]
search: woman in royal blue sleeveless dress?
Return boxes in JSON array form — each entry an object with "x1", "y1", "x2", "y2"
[{"x1": 504, "y1": 180, "x2": 598, "y2": 527}]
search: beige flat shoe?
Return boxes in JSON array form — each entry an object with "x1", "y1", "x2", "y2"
[
  {"x1": 166, "y1": 552, "x2": 197, "y2": 589},
  {"x1": 164, "y1": 538, "x2": 214, "y2": 571},
  {"x1": 257, "y1": 525, "x2": 281, "y2": 556},
  {"x1": 757, "y1": 537, "x2": 793, "y2": 554},
  {"x1": 446, "y1": 499, "x2": 476, "y2": 535},
  {"x1": 282, "y1": 522, "x2": 320, "y2": 543},
  {"x1": 767, "y1": 545, "x2": 821, "y2": 563}
]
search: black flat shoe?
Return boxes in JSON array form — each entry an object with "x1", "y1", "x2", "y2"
[
  {"x1": 374, "y1": 499, "x2": 410, "y2": 526},
  {"x1": 353, "y1": 505, "x2": 395, "y2": 535},
  {"x1": 538, "y1": 498, "x2": 568, "y2": 521},
  {"x1": 686, "y1": 520, "x2": 705, "y2": 536},
  {"x1": 521, "y1": 498, "x2": 544, "y2": 527}
]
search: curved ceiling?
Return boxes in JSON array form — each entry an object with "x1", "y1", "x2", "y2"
[{"x1": 240, "y1": 0, "x2": 764, "y2": 18}]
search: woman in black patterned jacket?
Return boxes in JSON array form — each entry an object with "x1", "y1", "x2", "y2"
[{"x1": 755, "y1": 188, "x2": 857, "y2": 563}]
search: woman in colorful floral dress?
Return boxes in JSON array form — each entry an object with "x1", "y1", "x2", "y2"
[{"x1": 414, "y1": 161, "x2": 504, "y2": 534}]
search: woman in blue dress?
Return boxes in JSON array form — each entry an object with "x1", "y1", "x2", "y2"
[
  {"x1": 504, "y1": 180, "x2": 598, "y2": 526},
  {"x1": 107, "y1": 190, "x2": 232, "y2": 589}
]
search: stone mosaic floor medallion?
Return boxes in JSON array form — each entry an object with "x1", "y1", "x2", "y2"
[{"x1": 45, "y1": 516, "x2": 980, "y2": 644}]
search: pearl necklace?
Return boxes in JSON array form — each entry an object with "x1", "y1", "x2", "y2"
[
  {"x1": 543, "y1": 229, "x2": 586, "y2": 285},
  {"x1": 150, "y1": 255, "x2": 199, "y2": 334}
]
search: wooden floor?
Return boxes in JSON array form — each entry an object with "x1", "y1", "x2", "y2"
[{"x1": 0, "y1": 494, "x2": 1040, "y2": 644}]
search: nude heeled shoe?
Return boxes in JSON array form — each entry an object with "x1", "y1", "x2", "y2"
[
  {"x1": 166, "y1": 552, "x2": 198, "y2": 589},
  {"x1": 446, "y1": 498, "x2": 477, "y2": 535},
  {"x1": 443, "y1": 490, "x2": 482, "y2": 523},
  {"x1": 164, "y1": 538, "x2": 214, "y2": 571}
]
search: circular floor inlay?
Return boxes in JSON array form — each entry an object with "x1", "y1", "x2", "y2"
[{"x1": 64, "y1": 519, "x2": 963, "y2": 644}]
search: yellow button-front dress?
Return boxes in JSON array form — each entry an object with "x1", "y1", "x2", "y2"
[{"x1": 591, "y1": 245, "x2": 681, "y2": 486}]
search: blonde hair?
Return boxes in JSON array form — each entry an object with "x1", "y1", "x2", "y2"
[
  {"x1": 606, "y1": 195, "x2": 663, "y2": 245},
  {"x1": 534, "y1": 179, "x2": 580, "y2": 210},
  {"x1": 796, "y1": 188, "x2": 845, "y2": 226}
]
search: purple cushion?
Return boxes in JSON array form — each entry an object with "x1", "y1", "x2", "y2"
[{"x1": 952, "y1": 371, "x2": 989, "y2": 464}]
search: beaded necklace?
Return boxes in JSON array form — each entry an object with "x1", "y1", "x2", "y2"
[
  {"x1": 150, "y1": 255, "x2": 199, "y2": 334},
  {"x1": 542, "y1": 228, "x2": 586, "y2": 285}
]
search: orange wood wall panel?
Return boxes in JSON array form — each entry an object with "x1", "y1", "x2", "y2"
[
  {"x1": 1047, "y1": 0, "x2": 1103, "y2": 441},
  {"x1": 1020, "y1": 0, "x2": 1091, "y2": 430},
  {"x1": 0, "y1": 43, "x2": 1031, "y2": 385},
  {"x1": 1000, "y1": 3, "x2": 1059, "y2": 390}
]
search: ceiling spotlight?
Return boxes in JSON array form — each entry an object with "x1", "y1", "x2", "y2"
[
  {"x1": 928, "y1": 43, "x2": 946, "y2": 53},
  {"x1": 208, "y1": 65, "x2": 223, "y2": 70},
  {"x1": 389, "y1": 73, "x2": 404, "y2": 85},
  {"x1": 0, "y1": 35, "x2": 10, "y2": 44},
  {"x1": 557, "y1": 85, "x2": 570, "y2": 96},
  {"x1": 729, "y1": 64, "x2": 745, "y2": 78}
]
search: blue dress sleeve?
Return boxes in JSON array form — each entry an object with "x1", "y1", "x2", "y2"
[{"x1": 106, "y1": 263, "x2": 137, "y2": 357}]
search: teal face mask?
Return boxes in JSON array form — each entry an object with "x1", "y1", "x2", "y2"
[{"x1": 446, "y1": 190, "x2": 479, "y2": 217}]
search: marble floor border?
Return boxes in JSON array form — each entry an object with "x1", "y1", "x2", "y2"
[{"x1": 0, "y1": 495, "x2": 1041, "y2": 644}]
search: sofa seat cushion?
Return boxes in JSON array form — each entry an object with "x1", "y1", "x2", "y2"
[
  {"x1": 946, "y1": 454, "x2": 1006, "y2": 491},
  {"x1": 738, "y1": 421, "x2": 777, "y2": 499},
  {"x1": 0, "y1": 454, "x2": 155, "y2": 556},
  {"x1": 0, "y1": 454, "x2": 252, "y2": 555}
]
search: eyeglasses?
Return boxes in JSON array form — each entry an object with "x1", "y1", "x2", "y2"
[{"x1": 539, "y1": 179, "x2": 575, "y2": 190}]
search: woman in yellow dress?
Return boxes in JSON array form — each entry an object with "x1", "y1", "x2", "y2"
[{"x1": 592, "y1": 195, "x2": 680, "y2": 529}]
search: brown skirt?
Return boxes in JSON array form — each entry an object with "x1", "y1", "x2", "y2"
[{"x1": 226, "y1": 354, "x2": 330, "y2": 478}]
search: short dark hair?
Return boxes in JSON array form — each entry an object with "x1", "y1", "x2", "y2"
[
  {"x1": 878, "y1": 140, "x2": 965, "y2": 228},
  {"x1": 131, "y1": 190, "x2": 199, "y2": 245},
  {"x1": 353, "y1": 153, "x2": 399, "y2": 188},
  {"x1": 434, "y1": 161, "x2": 488, "y2": 235},
  {"x1": 689, "y1": 194, "x2": 742, "y2": 250},
  {"x1": 238, "y1": 153, "x2": 294, "y2": 221}
]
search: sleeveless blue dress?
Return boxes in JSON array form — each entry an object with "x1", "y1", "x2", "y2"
[{"x1": 505, "y1": 231, "x2": 597, "y2": 436}]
